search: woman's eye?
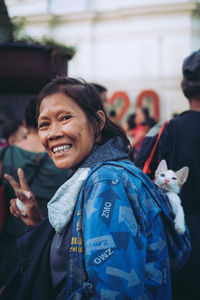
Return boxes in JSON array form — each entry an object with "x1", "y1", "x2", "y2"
[
  {"x1": 38, "y1": 122, "x2": 49, "y2": 129},
  {"x1": 160, "y1": 174, "x2": 165, "y2": 177},
  {"x1": 62, "y1": 115, "x2": 71, "y2": 121}
]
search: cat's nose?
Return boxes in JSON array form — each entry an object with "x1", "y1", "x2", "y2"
[{"x1": 165, "y1": 179, "x2": 169, "y2": 183}]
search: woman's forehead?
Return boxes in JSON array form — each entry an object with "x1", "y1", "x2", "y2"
[{"x1": 39, "y1": 93, "x2": 81, "y2": 113}]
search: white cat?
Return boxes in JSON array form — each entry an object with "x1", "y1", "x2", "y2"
[{"x1": 155, "y1": 160, "x2": 189, "y2": 235}]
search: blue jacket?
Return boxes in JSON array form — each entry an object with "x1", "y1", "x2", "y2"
[{"x1": 1, "y1": 160, "x2": 190, "y2": 300}]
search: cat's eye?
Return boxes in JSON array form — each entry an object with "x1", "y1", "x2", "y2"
[
  {"x1": 172, "y1": 177, "x2": 177, "y2": 180},
  {"x1": 160, "y1": 174, "x2": 165, "y2": 177}
]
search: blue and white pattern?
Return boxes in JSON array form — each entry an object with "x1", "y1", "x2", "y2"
[{"x1": 66, "y1": 160, "x2": 191, "y2": 299}]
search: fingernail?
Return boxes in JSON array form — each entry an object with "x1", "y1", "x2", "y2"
[{"x1": 23, "y1": 191, "x2": 31, "y2": 198}]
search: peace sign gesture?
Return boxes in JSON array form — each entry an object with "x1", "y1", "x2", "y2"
[{"x1": 4, "y1": 168, "x2": 43, "y2": 226}]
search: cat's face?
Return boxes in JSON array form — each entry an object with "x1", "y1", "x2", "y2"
[
  {"x1": 155, "y1": 170, "x2": 180, "y2": 193},
  {"x1": 154, "y1": 160, "x2": 189, "y2": 194}
]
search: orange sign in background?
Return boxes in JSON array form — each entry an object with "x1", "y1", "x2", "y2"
[
  {"x1": 136, "y1": 90, "x2": 160, "y2": 122},
  {"x1": 109, "y1": 91, "x2": 130, "y2": 122},
  {"x1": 109, "y1": 89, "x2": 160, "y2": 122}
]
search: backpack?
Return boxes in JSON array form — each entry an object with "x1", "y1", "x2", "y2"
[{"x1": 101, "y1": 160, "x2": 191, "y2": 273}]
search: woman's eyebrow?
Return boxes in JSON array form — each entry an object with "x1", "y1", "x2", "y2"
[
  {"x1": 38, "y1": 115, "x2": 49, "y2": 121},
  {"x1": 39, "y1": 109, "x2": 72, "y2": 120}
]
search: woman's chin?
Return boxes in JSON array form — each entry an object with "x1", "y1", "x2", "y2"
[{"x1": 51, "y1": 156, "x2": 71, "y2": 169}]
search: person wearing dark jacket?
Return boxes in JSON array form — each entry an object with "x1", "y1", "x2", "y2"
[
  {"x1": 0, "y1": 99, "x2": 71, "y2": 290},
  {"x1": 135, "y1": 49, "x2": 200, "y2": 300}
]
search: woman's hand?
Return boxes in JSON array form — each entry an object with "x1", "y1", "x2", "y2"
[{"x1": 4, "y1": 168, "x2": 43, "y2": 227}]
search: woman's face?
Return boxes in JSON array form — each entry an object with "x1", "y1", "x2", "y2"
[
  {"x1": 135, "y1": 108, "x2": 145, "y2": 125},
  {"x1": 38, "y1": 92, "x2": 96, "y2": 170}
]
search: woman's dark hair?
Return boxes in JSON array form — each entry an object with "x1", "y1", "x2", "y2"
[
  {"x1": 181, "y1": 79, "x2": 200, "y2": 101},
  {"x1": 25, "y1": 98, "x2": 38, "y2": 129},
  {"x1": 37, "y1": 77, "x2": 129, "y2": 145}
]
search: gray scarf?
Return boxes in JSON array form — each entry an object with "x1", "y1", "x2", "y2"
[{"x1": 48, "y1": 137, "x2": 129, "y2": 232}]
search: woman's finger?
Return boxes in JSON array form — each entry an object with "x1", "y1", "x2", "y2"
[
  {"x1": 17, "y1": 168, "x2": 30, "y2": 192},
  {"x1": 4, "y1": 173, "x2": 20, "y2": 191},
  {"x1": 16, "y1": 190, "x2": 31, "y2": 205},
  {"x1": 10, "y1": 198, "x2": 21, "y2": 217}
]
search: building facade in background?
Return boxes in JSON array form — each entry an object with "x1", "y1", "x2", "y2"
[{"x1": 5, "y1": 0, "x2": 200, "y2": 122}]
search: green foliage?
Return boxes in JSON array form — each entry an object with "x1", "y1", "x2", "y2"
[
  {"x1": 12, "y1": 16, "x2": 26, "y2": 40},
  {"x1": 39, "y1": 37, "x2": 76, "y2": 58},
  {"x1": 14, "y1": 35, "x2": 76, "y2": 58}
]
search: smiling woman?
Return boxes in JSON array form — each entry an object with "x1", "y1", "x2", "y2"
[
  {"x1": 37, "y1": 92, "x2": 96, "y2": 170},
  {"x1": 0, "y1": 77, "x2": 187, "y2": 300}
]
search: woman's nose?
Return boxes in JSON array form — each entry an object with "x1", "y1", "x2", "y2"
[{"x1": 48, "y1": 122, "x2": 63, "y2": 139}]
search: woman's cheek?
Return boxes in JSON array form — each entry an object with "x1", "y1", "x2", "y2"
[{"x1": 38, "y1": 131, "x2": 47, "y2": 146}]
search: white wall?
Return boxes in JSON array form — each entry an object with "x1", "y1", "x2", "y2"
[
  {"x1": 6, "y1": 0, "x2": 200, "y2": 14},
  {"x1": 5, "y1": 0, "x2": 200, "y2": 120}
]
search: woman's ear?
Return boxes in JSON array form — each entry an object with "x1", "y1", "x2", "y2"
[
  {"x1": 95, "y1": 110, "x2": 106, "y2": 142},
  {"x1": 97, "y1": 110, "x2": 106, "y2": 131}
]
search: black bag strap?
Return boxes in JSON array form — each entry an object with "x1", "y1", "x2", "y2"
[{"x1": 142, "y1": 121, "x2": 168, "y2": 174}]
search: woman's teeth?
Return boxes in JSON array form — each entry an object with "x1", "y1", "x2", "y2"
[{"x1": 53, "y1": 144, "x2": 71, "y2": 154}]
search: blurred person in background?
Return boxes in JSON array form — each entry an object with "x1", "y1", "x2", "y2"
[
  {"x1": 108, "y1": 109, "x2": 118, "y2": 124},
  {"x1": 123, "y1": 113, "x2": 136, "y2": 145},
  {"x1": 90, "y1": 82, "x2": 108, "y2": 110},
  {"x1": 2, "y1": 120, "x2": 27, "y2": 146},
  {"x1": 131, "y1": 107, "x2": 149, "y2": 154},
  {"x1": 141, "y1": 117, "x2": 157, "y2": 135},
  {"x1": 135, "y1": 49, "x2": 200, "y2": 300},
  {"x1": 156, "y1": 50, "x2": 200, "y2": 300},
  {"x1": 0, "y1": 98, "x2": 71, "y2": 291}
]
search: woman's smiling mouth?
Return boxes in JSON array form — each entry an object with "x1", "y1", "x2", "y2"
[{"x1": 52, "y1": 144, "x2": 72, "y2": 154}]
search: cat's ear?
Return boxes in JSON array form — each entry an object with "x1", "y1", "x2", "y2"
[
  {"x1": 176, "y1": 167, "x2": 189, "y2": 185},
  {"x1": 155, "y1": 160, "x2": 168, "y2": 177}
]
